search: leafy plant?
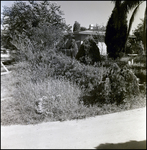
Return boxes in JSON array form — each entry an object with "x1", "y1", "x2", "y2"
[
  {"x1": 2, "y1": 1, "x2": 70, "y2": 52},
  {"x1": 76, "y1": 35, "x2": 101, "y2": 65},
  {"x1": 80, "y1": 63, "x2": 140, "y2": 106}
]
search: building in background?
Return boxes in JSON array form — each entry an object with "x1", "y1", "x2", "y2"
[{"x1": 73, "y1": 24, "x2": 107, "y2": 55}]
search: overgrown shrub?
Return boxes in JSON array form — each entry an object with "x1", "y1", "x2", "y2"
[
  {"x1": 101, "y1": 57, "x2": 128, "y2": 68},
  {"x1": 133, "y1": 55, "x2": 146, "y2": 66},
  {"x1": 127, "y1": 57, "x2": 146, "y2": 84},
  {"x1": 76, "y1": 35, "x2": 101, "y2": 65},
  {"x1": 132, "y1": 69, "x2": 146, "y2": 84},
  {"x1": 80, "y1": 63, "x2": 140, "y2": 106},
  {"x1": 1, "y1": 61, "x2": 146, "y2": 125},
  {"x1": 46, "y1": 53, "x2": 106, "y2": 89}
]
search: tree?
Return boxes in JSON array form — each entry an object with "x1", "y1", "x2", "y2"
[
  {"x1": 1, "y1": 1, "x2": 71, "y2": 50},
  {"x1": 105, "y1": 1, "x2": 146, "y2": 59},
  {"x1": 120, "y1": 1, "x2": 145, "y2": 52},
  {"x1": 76, "y1": 35, "x2": 101, "y2": 65},
  {"x1": 105, "y1": 2, "x2": 128, "y2": 59},
  {"x1": 133, "y1": 19, "x2": 144, "y2": 42},
  {"x1": 80, "y1": 26, "x2": 87, "y2": 31},
  {"x1": 110, "y1": 1, "x2": 145, "y2": 53},
  {"x1": 120, "y1": 1, "x2": 144, "y2": 39},
  {"x1": 129, "y1": 20, "x2": 145, "y2": 55},
  {"x1": 73, "y1": 21, "x2": 80, "y2": 32}
]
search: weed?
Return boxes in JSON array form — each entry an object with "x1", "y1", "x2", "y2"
[{"x1": 1, "y1": 55, "x2": 146, "y2": 125}]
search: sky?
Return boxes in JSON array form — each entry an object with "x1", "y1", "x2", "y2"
[{"x1": 1, "y1": 1, "x2": 146, "y2": 34}]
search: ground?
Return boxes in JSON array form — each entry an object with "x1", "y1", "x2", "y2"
[{"x1": 1, "y1": 107, "x2": 146, "y2": 149}]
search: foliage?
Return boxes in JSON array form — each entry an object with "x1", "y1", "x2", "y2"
[
  {"x1": 76, "y1": 35, "x2": 101, "y2": 65},
  {"x1": 80, "y1": 26, "x2": 87, "y2": 31},
  {"x1": 73, "y1": 21, "x2": 80, "y2": 32},
  {"x1": 105, "y1": 5, "x2": 128, "y2": 59},
  {"x1": 121, "y1": 1, "x2": 144, "y2": 39},
  {"x1": 133, "y1": 19, "x2": 145, "y2": 43},
  {"x1": 38, "y1": 52, "x2": 105, "y2": 89},
  {"x1": 9, "y1": 33, "x2": 104, "y2": 88},
  {"x1": 105, "y1": 1, "x2": 145, "y2": 58},
  {"x1": 133, "y1": 55, "x2": 146, "y2": 65},
  {"x1": 1, "y1": 28, "x2": 16, "y2": 50},
  {"x1": 64, "y1": 37, "x2": 73, "y2": 49},
  {"x1": 80, "y1": 63, "x2": 140, "y2": 106},
  {"x1": 1, "y1": 58, "x2": 145, "y2": 125},
  {"x1": 1, "y1": 61, "x2": 104, "y2": 125},
  {"x1": 1, "y1": 1, "x2": 70, "y2": 51},
  {"x1": 125, "y1": 37, "x2": 138, "y2": 54},
  {"x1": 120, "y1": 1, "x2": 146, "y2": 53},
  {"x1": 125, "y1": 40, "x2": 133, "y2": 54},
  {"x1": 1, "y1": 1, "x2": 146, "y2": 126},
  {"x1": 70, "y1": 39, "x2": 78, "y2": 58},
  {"x1": 56, "y1": 33, "x2": 74, "y2": 50}
]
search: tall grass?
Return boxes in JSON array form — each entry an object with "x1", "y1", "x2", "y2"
[
  {"x1": 1, "y1": 63, "x2": 103, "y2": 125},
  {"x1": 1, "y1": 60, "x2": 146, "y2": 126}
]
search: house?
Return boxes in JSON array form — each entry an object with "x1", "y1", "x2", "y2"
[{"x1": 73, "y1": 24, "x2": 107, "y2": 55}]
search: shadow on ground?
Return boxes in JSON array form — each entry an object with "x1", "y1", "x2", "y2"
[{"x1": 95, "y1": 140, "x2": 146, "y2": 149}]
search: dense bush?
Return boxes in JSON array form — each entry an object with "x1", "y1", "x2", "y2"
[
  {"x1": 59, "y1": 39, "x2": 78, "y2": 58},
  {"x1": 125, "y1": 40, "x2": 133, "y2": 54},
  {"x1": 133, "y1": 55, "x2": 146, "y2": 66},
  {"x1": 8, "y1": 30, "x2": 142, "y2": 108},
  {"x1": 56, "y1": 33, "x2": 74, "y2": 50},
  {"x1": 1, "y1": 1, "x2": 146, "y2": 126},
  {"x1": 80, "y1": 63, "x2": 140, "y2": 106},
  {"x1": 127, "y1": 55, "x2": 146, "y2": 85},
  {"x1": 132, "y1": 69, "x2": 146, "y2": 84},
  {"x1": 2, "y1": 60, "x2": 146, "y2": 125},
  {"x1": 76, "y1": 35, "x2": 101, "y2": 65},
  {"x1": 45, "y1": 53, "x2": 106, "y2": 89},
  {"x1": 101, "y1": 57, "x2": 128, "y2": 68}
]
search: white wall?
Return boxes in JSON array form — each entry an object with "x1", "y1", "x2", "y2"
[{"x1": 97, "y1": 42, "x2": 107, "y2": 55}]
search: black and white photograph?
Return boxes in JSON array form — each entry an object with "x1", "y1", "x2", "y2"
[{"x1": 1, "y1": 1, "x2": 146, "y2": 149}]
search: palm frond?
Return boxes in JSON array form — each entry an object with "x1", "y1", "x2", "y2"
[
  {"x1": 127, "y1": 4, "x2": 141, "y2": 38},
  {"x1": 121, "y1": 1, "x2": 143, "y2": 13}
]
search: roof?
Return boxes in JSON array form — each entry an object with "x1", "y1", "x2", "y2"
[{"x1": 73, "y1": 30, "x2": 105, "y2": 36}]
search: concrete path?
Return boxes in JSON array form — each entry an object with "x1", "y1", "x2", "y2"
[{"x1": 1, "y1": 107, "x2": 146, "y2": 149}]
